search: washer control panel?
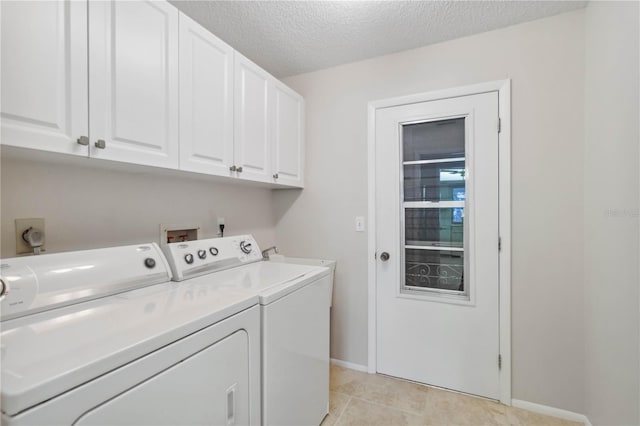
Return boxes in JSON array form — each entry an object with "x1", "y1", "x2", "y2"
[
  {"x1": 161, "y1": 234, "x2": 262, "y2": 282},
  {"x1": 239, "y1": 241, "x2": 252, "y2": 254}
]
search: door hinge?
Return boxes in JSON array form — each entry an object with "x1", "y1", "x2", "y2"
[
  {"x1": 374, "y1": 251, "x2": 377, "y2": 260},
  {"x1": 498, "y1": 237, "x2": 502, "y2": 251},
  {"x1": 497, "y1": 118, "x2": 502, "y2": 133},
  {"x1": 498, "y1": 354, "x2": 502, "y2": 370}
]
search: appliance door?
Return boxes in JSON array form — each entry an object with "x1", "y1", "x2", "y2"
[
  {"x1": 262, "y1": 275, "x2": 332, "y2": 426},
  {"x1": 5, "y1": 306, "x2": 260, "y2": 426},
  {"x1": 75, "y1": 330, "x2": 248, "y2": 425}
]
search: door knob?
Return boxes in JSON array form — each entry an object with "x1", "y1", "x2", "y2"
[
  {"x1": 95, "y1": 139, "x2": 106, "y2": 149},
  {"x1": 380, "y1": 252, "x2": 390, "y2": 261}
]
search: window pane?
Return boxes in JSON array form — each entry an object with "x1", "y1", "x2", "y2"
[
  {"x1": 403, "y1": 161, "x2": 465, "y2": 202},
  {"x1": 405, "y1": 249, "x2": 464, "y2": 292},
  {"x1": 402, "y1": 118, "x2": 465, "y2": 162},
  {"x1": 405, "y1": 208, "x2": 464, "y2": 248}
]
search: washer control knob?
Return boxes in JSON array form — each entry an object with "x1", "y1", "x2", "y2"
[
  {"x1": 239, "y1": 241, "x2": 252, "y2": 254},
  {"x1": 209, "y1": 247, "x2": 219, "y2": 256},
  {"x1": 184, "y1": 253, "x2": 194, "y2": 264},
  {"x1": 144, "y1": 258, "x2": 156, "y2": 269},
  {"x1": 0, "y1": 278, "x2": 7, "y2": 299},
  {"x1": 197, "y1": 249, "x2": 207, "y2": 259}
]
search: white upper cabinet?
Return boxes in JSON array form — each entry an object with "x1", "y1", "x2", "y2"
[
  {"x1": 234, "y1": 53, "x2": 272, "y2": 183},
  {"x1": 88, "y1": 0, "x2": 179, "y2": 168},
  {"x1": 178, "y1": 13, "x2": 234, "y2": 176},
  {"x1": 0, "y1": 0, "x2": 88, "y2": 156},
  {"x1": 272, "y1": 81, "x2": 305, "y2": 187},
  {"x1": 1, "y1": 0, "x2": 304, "y2": 187}
]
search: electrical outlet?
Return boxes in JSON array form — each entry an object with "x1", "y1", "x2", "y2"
[
  {"x1": 217, "y1": 217, "x2": 225, "y2": 237},
  {"x1": 15, "y1": 218, "x2": 45, "y2": 255}
]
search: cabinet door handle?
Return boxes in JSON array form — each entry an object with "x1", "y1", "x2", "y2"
[
  {"x1": 273, "y1": 173, "x2": 279, "y2": 179},
  {"x1": 94, "y1": 139, "x2": 106, "y2": 149},
  {"x1": 77, "y1": 136, "x2": 89, "y2": 146},
  {"x1": 236, "y1": 166, "x2": 243, "y2": 173},
  {"x1": 229, "y1": 165, "x2": 237, "y2": 172}
]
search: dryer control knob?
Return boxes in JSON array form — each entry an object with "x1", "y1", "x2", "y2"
[
  {"x1": 197, "y1": 250, "x2": 207, "y2": 259},
  {"x1": 144, "y1": 258, "x2": 156, "y2": 268},
  {"x1": 0, "y1": 278, "x2": 7, "y2": 299},
  {"x1": 184, "y1": 253, "x2": 194, "y2": 264},
  {"x1": 240, "y1": 241, "x2": 252, "y2": 254},
  {"x1": 209, "y1": 247, "x2": 219, "y2": 256}
]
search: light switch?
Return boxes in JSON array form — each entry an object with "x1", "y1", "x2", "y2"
[{"x1": 355, "y1": 216, "x2": 365, "y2": 232}]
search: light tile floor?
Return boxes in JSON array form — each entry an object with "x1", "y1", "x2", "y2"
[{"x1": 322, "y1": 365, "x2": 582, "y2": 426}]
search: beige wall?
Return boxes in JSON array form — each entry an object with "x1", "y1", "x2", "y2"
[
  {"x1": 1, "y1": 154, "x2": 277, "y2": 257},
  {"x1": 276, "y1": 10, "x2": 586, "y2": 413},
  {"x1": 3, "y1": 5, "x2": 636, "y2": 419},
  {"x1": 584, "y1": 2, "x2": 639, "y2": 425}
]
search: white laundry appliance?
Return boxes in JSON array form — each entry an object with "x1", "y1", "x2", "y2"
[
  {"x1": 0, "y1": 243, "x2": 261, "y2": 426},
  {"x1": 162, "y1": 235, "x2": 333, "y2": 426}
]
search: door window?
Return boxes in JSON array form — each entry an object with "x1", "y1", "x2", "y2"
[{"x1": 400, "y1": 117, "x2": 468, "y2": 297}]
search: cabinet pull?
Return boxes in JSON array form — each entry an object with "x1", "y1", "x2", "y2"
[
  {"x1": 77, "y1": 136, "x2": 89, "y2": 146},
  {"x1": 273, "y1": 173, "x2": 279, "y2": 179},
  {"x1": 229, "y1": 165, "x2": 237, "y2": 172},
  {"x1": 94, "y1": 139, "x2": 106, "y2": 149},
  {"x1": 236, "y1": 166, "x2": 243, "y2": 173}
]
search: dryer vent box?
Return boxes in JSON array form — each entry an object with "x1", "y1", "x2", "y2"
[{"x1": 160, "y1": 224, "x2": 200, "y2": 245}]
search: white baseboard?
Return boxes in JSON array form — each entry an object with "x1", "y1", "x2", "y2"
[
  {"x1": 511, "y1": 399, "x2": 591, "y2": 426},
  {"x1": 330, "y1": 358, "x2": 369, "y2": 373}
]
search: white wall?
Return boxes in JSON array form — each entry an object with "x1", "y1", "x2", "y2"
[
  {"x1": 584, "y1": 2, "x2": 639, "y2": 425},
  {"x1": 276, "y1": 10, "x2": 586, "y2": 413},
  {"x1": 0, "y1": 154, "x2": 277, "y2": 257}
]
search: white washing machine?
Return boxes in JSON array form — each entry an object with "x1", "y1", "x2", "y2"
[
  {"x1": 0, "y1": 243, "x2": 261, "y2": 426},
  {"x1": 162, "y1": 235, "x2": 333, "y2": 426}
]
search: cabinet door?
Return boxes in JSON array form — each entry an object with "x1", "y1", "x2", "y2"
[
  {"x1": 234, "y1": 53, "x2": 272, "y2": 183},
  {"x1": 179, "y1": 13, "x2": 234, "y2": 176},
  {"x1": 0, "y1": 0, "x2": 88, "y2": 156},
  {"x1": 89, "y1": 0, "x2": 179, "y2": 168},
  {"x1": 272, "y1": 82, "x2": 305, "y2": 188}
]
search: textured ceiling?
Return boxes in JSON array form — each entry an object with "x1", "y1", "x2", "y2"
[{"x1": 169, "y1": 1, "x2": 587, "y2": 78}]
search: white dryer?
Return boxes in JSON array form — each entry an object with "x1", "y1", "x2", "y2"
[
  {"x1": 162, "y1": 235, "x2": 333, "y2": 426},
  {"x1": 0, "y1": 243, "x2": 261, "y2": 425}
]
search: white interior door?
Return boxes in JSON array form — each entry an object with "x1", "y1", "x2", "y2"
[{"x1": 375, "y1": 92, "x2": 500, "y2": 399}]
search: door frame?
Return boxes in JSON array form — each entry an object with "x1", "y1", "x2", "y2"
[{"x1": 367, "y1": 80, "x2": 512, "y2": 405}]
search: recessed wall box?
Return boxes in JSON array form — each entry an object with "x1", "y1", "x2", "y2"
[
  {"x1": 160, "y1": 224, "x2": 200, "y2": 245},
  {"x1": 15, "y1": 218, "x2": 46, "y2": 255}
]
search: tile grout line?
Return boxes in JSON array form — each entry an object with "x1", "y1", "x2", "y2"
[
  {"x1": 332, "y1": 395, "x2": 353, "y2": 426},
  {"x1": 331, "y1": 376, "x2": 428, "y2": 417},
  {"x1": 348, "y1": 395, "x2": 426, "y2": 419},
  {"x1": 338, "y1": 369, "x2": 506, "y2": 418},
  {"x1": 376, "y1": 371, "x2": 497, "y2": 404},
  {"x1": 332, "y1": 368, "x2": 581, "y2": 425}
]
